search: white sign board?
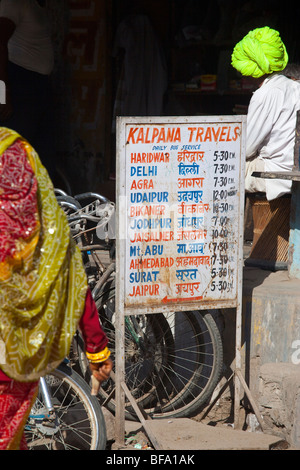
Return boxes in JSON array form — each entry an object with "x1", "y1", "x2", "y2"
[{"x1": 116, "y1": 116, "x2": 246, "y2": 315}]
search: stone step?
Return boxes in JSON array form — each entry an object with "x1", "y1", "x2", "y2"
[{"x1": 126, "y1": 418, "x2": 286, "y2": 450}]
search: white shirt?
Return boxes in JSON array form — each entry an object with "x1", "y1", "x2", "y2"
[
  {"x1": 0, "y1": 0, "x2": 54, "y2": 75},
  {"x1": 246, "y1": 73, "x2": 300, "y2": 200}
]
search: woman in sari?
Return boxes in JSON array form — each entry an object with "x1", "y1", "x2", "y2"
[{"x1": 0, "y1": 127, "x2": 112, "y2": 450}]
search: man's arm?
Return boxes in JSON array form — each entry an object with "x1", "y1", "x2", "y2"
[{"x1": 246, "y1": 87, "x2": 284, "y2": 160}]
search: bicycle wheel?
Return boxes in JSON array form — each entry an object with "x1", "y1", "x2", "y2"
[
  {"x1": 83, "y1": 279, "x2": 224, "y2": 419},
  {"x1": 25, "y1": 363, "x2": 107, "y2": 450}
]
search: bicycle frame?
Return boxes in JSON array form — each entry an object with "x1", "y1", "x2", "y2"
[{"x1": 39, "y1": 377, "x2": 54, "y2": 415}]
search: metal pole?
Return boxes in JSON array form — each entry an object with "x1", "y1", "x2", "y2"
[
  {"x1": 234, "y1": 304, "x2": 242, "y2": 429},
  {"x1": 115, "y1": 306, "x2": 125, "y2": 446},
  {"x1": 234, "y1": 125, "x2": 246, "y2": 429},
  {"x1": 115, "y1": 117, "x2": 126, "y2": 447}
]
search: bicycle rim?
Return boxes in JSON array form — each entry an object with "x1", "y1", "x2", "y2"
[
  {"x1": 94, "y1": 282, "x2": 223, "y2": 419},
  {"x1": 25, "y1": 363, "x2": 106, "y2": 450}
]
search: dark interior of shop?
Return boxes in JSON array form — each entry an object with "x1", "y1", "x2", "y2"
[{"x1": 35, "y1": 1, "x2": 300, "y2": 199}]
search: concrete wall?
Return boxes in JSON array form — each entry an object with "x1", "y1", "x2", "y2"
[{"x1": 240, "y1": 267, "x2": 300, "y2": 448}]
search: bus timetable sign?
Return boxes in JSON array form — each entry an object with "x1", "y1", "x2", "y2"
[{"x1": 116, "y1": 116, "x2": 246, "y2": 314}]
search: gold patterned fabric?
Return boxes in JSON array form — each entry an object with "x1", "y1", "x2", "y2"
[{"x1": 0, "y1": 127, "x2": 88, "y2": 382}]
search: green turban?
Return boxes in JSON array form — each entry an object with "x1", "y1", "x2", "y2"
[{"x1": 231, "y1": 27, "x2": 288, "y2": 78}]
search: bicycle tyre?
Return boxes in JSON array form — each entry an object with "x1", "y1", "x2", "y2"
[
  {"x1": 91, "y1": 280, "x2": 223, "y2": 419},
  {"x1": 25, "y1": 363, "x2": 107, "y2": 450}
]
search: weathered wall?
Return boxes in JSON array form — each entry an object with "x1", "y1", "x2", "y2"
[
  {"x1": 67, "y1": 0, "x2": 112, "y2": 182},
  {"x1": 242, "y1": 268, "x2": 300, "y2": 376},
  {"x1": 48, "y1": 0, "x2": 112, "y2": 194},
  {"x1": 241, "y1": 268, "x2": 300, "y2": 447}
]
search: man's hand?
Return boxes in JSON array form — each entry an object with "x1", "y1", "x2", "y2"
[{"x1": 89, "y1": 358, "x2": 113, "y2": 395}]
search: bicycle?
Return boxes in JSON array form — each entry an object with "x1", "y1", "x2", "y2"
[
  {"x1": 56, "y1": 190, "x2": 224, "y2": 420},
  {"x1": 92, "y1": 278, "x2": 223, "y2": 420},
  {"x1": 25, "y1": 361, "x2": 107, "y2": 450}
]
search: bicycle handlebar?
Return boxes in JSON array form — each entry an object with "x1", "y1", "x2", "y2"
[{"x1": 75, "y1": 192, "x2": 110, "y2": 204}]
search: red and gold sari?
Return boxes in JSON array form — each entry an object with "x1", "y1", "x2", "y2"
[
  {"x1": 0, "y1": 127, "x2": 88, "y2": 449},
  {"x1": 0, "y1": 381, "x2": 38, "y2": 450}
]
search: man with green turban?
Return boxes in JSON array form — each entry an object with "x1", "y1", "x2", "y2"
[{"x1": 231, "y1": 26, "x2": 300, "y2": 201}]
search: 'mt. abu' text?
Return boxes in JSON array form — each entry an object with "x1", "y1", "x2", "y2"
[{"x1": 127, "y1": 125, "x2": 240, "y2": 144}]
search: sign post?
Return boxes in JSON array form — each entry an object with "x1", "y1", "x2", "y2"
[{"x1": 115, "y1": 115, "x2": 246, "y2": 446}]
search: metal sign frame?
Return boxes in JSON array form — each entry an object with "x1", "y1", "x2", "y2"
[{"x1": 115, "y1": 115, "x2": 246, "y2": 446}]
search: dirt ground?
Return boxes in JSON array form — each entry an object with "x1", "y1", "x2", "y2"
[{"x1": 103, "y1": 396, "x2": 293, "y2": 451}]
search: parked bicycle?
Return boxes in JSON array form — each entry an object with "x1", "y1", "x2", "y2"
[
  {"x1": 56, "y1": 190, "x2": 224, "y2": 420},
  {"x1": 25, "y1": 361, "x2": 107, "y2": 450}
]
